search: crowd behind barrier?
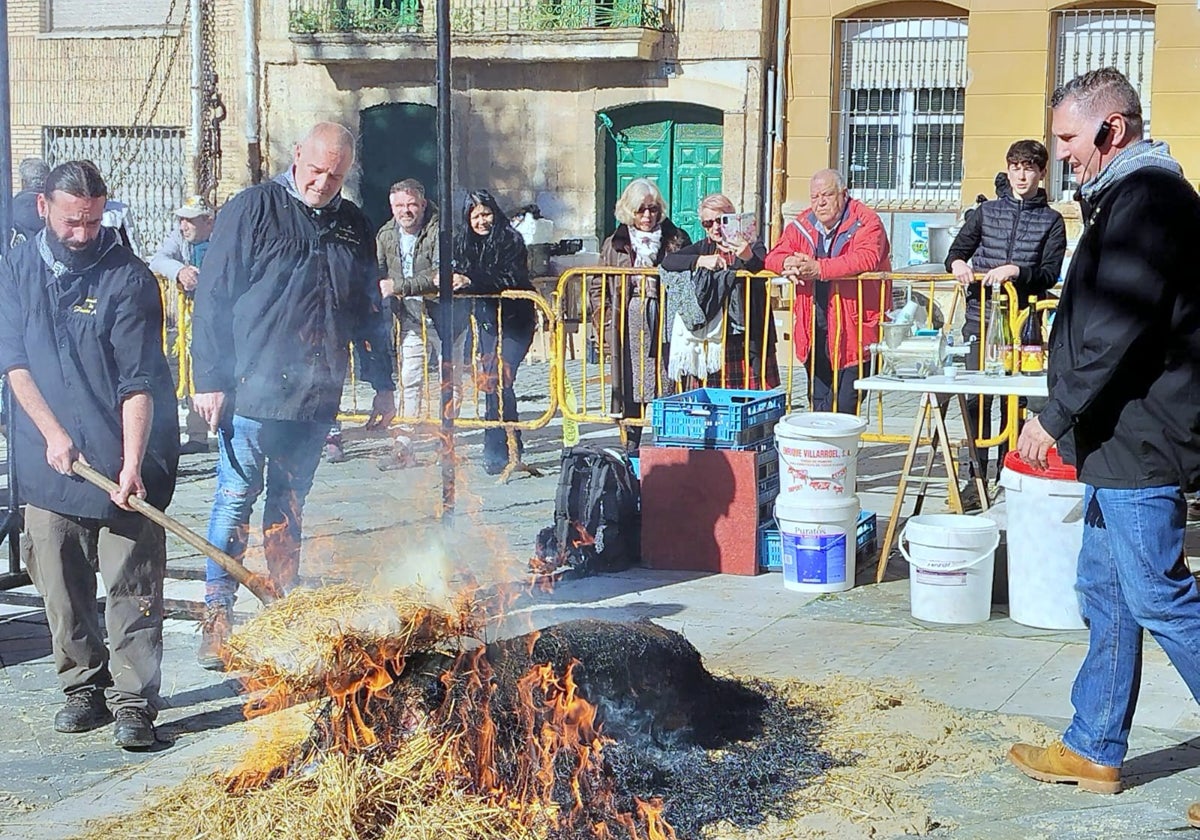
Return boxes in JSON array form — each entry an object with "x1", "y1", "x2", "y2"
[{"x1": 156, "y1": 268, "x2": 1057, "y2": 464}]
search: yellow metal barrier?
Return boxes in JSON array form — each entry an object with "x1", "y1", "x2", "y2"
[
  {"x1": 555, "y1": 267, "x2": 786, "y2": 445},
  {"x1": 158, "y1": 263, "x2": 1057, "y2": 473},
  {"x1": 339, "y1": 290, "x2": 560, "y2": 479}
]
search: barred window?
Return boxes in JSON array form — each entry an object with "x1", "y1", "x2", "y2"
[
  {"x1": 44, "y1": 126, "x2": 186, "y2": 259},
  {"x1": 1052, "y1": 7, "x2": 1154, "y2": 199},
  {"x1": 836, "y1": 16, "x2": 968, "y2": 209}
]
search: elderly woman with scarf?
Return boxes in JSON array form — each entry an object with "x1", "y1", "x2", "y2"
[
  {"x1": 451, "y1": 189, "x2": 536, "y2": 474},
  {"x1": 659, "y1": 193, "x2": 779, "y2": 391},
  {"x1": 591, "y1": 178, "x2": 690, "y2": 449}
]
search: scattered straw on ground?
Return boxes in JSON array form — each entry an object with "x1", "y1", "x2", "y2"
[
  {"x1": 225, "y1": 584, "x2": 481, "y2": 693},
  {"x1": 72, "y1": 673, "x2": 1058, "y2": 840},
  {"x1": 74, "y1": 723, "x2": 544, "y2": 840},
  {"x1": 702, "y1": 674, "x2": 1060, "y2": 839}
]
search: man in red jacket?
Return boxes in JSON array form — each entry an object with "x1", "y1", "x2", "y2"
[{"x1": 766, "y1": 169, "x2": 891, "y2": 413}]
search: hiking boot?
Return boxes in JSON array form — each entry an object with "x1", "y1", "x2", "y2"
[
  {"x1": 112, "y1": 707, "x2": 156, "y2": 749},
  {"x1": 197, "y1": 602, "x2": 233, "y2": 671},
  {"x1": 54, "y1": 688, "x2": 112, "y2": 733},
  {"x1": 1008, "y1": 740, "x2": 1121, "y2": 794}
]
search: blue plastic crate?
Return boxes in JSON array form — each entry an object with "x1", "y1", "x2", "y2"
[
  {"x1": 856, "y1": 510, "x2": 877, "y2": 552},
  {"x1": 759, "y1": 522, "x2": 782, "y2": 571},
  {"x1": 758, "y1": 471, "x2": 780, "y2": 500},
  {"x1": 759, "y1": 510, "x2": 877, "y2": 571},
  {"x1": 652, "y1": 388, "x2": 786, "y2": 448}
]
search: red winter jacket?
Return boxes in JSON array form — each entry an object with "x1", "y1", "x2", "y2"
[{"x1": 765, "y1": 198, "x2": 891, "y2": 370}]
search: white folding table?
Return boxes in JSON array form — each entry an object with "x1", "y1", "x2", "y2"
[{"x1": 855, "y1": 373, "x2": 1049, "y2": 582}]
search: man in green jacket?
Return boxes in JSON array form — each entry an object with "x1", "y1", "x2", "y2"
[{"x1": 376, "y1": 179, "x2": 467, "y2": 467}]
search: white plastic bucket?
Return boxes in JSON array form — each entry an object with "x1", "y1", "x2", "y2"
[
  {"x1": 775, "y1": 495, "x2": 861, "y2": 593},
  {"x1": 900, "y1": 514, "x2": 1000, "y2": 624},
  {"x1": 1000, "y1": 469, "x2": 1086, "y2": 630},
  {"x1": 775, "y1": 412, "x2": 868, "y2": 501}
]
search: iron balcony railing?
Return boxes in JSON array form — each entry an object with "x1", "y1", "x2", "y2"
[{"x1": 288, "y1": 0, "x2": 667, "y2": 35}]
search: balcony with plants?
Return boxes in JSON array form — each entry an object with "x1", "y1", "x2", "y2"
[{"x1": 288, "y1": 0, "x2": 670, "y2": 62}]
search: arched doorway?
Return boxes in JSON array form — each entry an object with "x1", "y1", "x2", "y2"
[
  {"x1": 599, "y1": 102, "x2": 724, "y2": 243},
  {"x1": 359, "y1": 102, "x2": 438, "y2": 232}
]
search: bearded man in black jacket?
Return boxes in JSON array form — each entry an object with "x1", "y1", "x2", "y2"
[{"x1": 1006, "y1": 70, "x2": 1200, "y2": 823}]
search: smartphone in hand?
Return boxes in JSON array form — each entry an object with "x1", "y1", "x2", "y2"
[{"x1": 719, "y1": 212, "x2": 757, "y2": 243}]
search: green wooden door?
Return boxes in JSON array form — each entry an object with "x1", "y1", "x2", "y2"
[
  {"x1": 670, "y1": 123, "x2": 724, "y2": 238},
  {"x1": 608, "y1": 107, "x2": 723, "y2": 243},
  {"x1": 359, "y1": 103, "x2": 438, "y2": 233}
]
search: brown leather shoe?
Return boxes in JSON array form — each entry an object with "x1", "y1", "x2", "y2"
[
  {"x1": 1187, "y1": 801, "x2": 1200, "y2": 828},
  {"x1": 1008, "y1": 740, "x2": 1121, "y2": 794}
]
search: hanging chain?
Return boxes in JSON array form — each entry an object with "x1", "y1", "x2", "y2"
[
  {"x1": 196, "y1": 0, "x2": 225, "y2": 204},
  {"x1": 107, "y1": 0, "x2": 188, "y2": 193}
]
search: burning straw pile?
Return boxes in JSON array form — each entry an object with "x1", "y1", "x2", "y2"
[{"x1": 78, "y1": 587, "x2": 839, "y2": 840}]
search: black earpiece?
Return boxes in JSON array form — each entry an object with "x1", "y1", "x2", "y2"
[{"x1": 1093, "y1": 120, "x2": 1113, "y2": 148}]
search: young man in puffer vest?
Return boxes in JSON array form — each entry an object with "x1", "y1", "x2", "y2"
[{"x1": 944, "y1": 140, "x2": 1067, "y2": 486}]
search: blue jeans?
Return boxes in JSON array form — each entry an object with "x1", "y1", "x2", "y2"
[
  {"x1": 1062, "y1": 485, "x2": 1200, "y2": 767},
  {"x1": 204, "y1": 414, "x2": 327, "y2": 606}
]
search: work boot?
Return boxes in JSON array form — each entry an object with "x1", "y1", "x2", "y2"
[
  {"x1": 1008, "y1": 740, "x2": 1121, "y2": 794},
  {"x1": 197, "y1": 602, "x2": 233, "y2": 671},
  {"x1": 112, "y1": 707, "x2": 156, "y2": 749},
  {"x1": 53, "y1": 688, "x2": 112, "y2": 733},
  {"x1": 1187, "y1": 802, "x2": 1200, "y2": 828}
]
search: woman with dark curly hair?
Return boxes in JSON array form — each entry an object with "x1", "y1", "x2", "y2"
[{"x1": 452, "y1": 189, "x2": 535, "y2": 474}]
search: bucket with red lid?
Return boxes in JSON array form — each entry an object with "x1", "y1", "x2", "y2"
[{"x1": 999, "y1": 448, "x2": 1086, "y2": 630}]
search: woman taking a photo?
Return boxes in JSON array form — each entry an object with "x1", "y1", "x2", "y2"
[
  {"x1": 452, "y1": 189, "x2": 536, "y2": 474},
  {"x1": 660, "y1": 192, "x2": 779, "y2": 390}
]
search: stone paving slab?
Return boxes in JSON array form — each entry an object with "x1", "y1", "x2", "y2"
[{"x1": 4, "y1": 370, "x2": 1200, "y2": 838}]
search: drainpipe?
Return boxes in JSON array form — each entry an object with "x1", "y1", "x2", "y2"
[
  {"x1": 245, "y1": 0, "x2": 261, "y2": 183},
  {"x1": 762, "y1": 65, "x2": 775, "y2": 242},
  {"x1": 190, "y1": 0, "x2": 202, "y2": 192},
  {"x1": 771, "y1": 0, "x2": 789, "y2": 238}
]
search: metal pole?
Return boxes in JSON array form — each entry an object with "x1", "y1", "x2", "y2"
[
  {"x1": 0, "y1": 0, "x2": 11, "y2": 252},
  {"x1": 436, "y1": 0, "x2": 455, "y2": 523},
  {"x1": 0, "y1": 0, "x2": 23, "y2": 586},
  {"x1": 190, "y1": 0, "x2": 203, "y2": 192},
  {"x1": 244, "y1": 0, "x2": 261, "y2": 183}
]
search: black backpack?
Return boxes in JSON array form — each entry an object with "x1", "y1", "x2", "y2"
[{"x1": 532, "y1": 444, "x2": 640, "y2": 578}]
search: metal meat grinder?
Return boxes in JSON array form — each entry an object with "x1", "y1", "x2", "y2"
[{"x1": 869, "y1": 322, "x2": 970, "y2": 379}]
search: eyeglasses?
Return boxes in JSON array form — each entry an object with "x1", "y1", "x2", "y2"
[
  {"x1": 635, "y1": 205, "x2": 662, "y2": 216},
  {"x1": 700, "y1": 218, "x2": 720, "y2": 229}
]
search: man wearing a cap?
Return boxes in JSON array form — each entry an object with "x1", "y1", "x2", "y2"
[{"x1": 151, "y1": 195, "x2": 216, "y2": 455}]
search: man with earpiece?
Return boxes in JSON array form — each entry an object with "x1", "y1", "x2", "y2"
[{"x1": 1006, "y1": 69, "x2": 1200, "y2": 828}]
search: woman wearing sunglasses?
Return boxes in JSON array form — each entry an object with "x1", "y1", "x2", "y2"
[
  {"x1": 660, "y1": 193, "x2": 779, "y2": 390},
  {"x1": 590, "y1": 178, "x2": 690, "y2": 449}
]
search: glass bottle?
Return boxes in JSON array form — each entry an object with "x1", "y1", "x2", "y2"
[
  {"x1": 983, "y1": 293, "x2": 1008, "y2": 376},
  {"x1": 999, "y1": 294, "x2": 1015, "y2": 375},
  {"x1": 1019, "y1": 296, "x2": 1046, "y2": 376}
]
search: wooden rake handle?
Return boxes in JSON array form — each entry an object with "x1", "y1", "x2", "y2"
[{"x1": 71, "y1": 460, "x2": 279, "y2": 605}]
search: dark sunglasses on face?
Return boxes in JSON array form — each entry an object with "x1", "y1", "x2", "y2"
[
  {"x1": 700, "y1": 218, "x2": 720, "y2": 229},
  {"x1": 636, "y1": 205, "x2": 662, "y2": 216}
]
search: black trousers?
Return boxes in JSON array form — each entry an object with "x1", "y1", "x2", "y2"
[{"x1": 811, "y1": 317, "x2": 860, "y2": 414}]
